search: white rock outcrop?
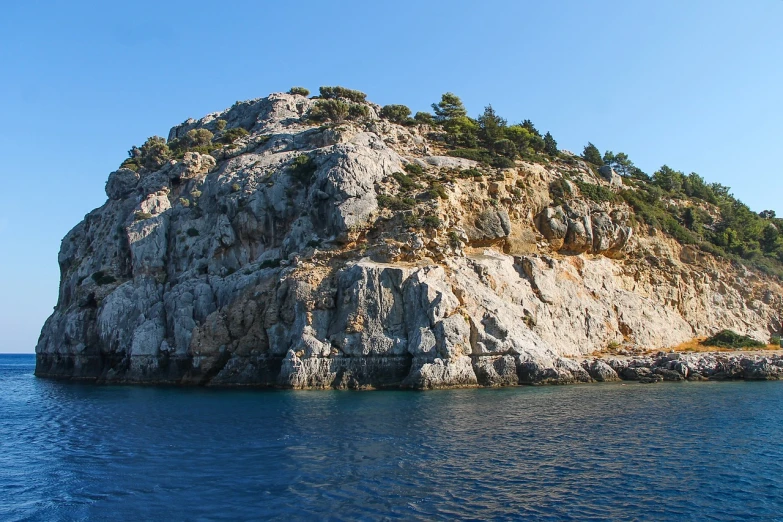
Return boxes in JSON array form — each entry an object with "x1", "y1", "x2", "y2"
[{"x1": 35, "y1": 92, "x2": 783, "y2": 388}]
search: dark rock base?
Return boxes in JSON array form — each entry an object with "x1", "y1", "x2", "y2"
[{"x1": 35, "y1": 351, "x2": 783, "y2": 389}]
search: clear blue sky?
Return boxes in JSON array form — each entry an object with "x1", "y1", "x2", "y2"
[{"x1": 1, "y1": 0, "x2": 781, "y2": 353}]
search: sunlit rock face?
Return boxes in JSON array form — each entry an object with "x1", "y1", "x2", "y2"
[{"x1": 35, "y1": 92, "x2": 782, "y2": 388}]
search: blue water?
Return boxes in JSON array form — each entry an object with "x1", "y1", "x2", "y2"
[{"x1": 2, "y1": 354, "x2": 783, "y2": 521}]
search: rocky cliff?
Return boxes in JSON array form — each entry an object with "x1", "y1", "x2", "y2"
[{"x1": 35, "y1": 91, "x2": 783, "y2": 388}]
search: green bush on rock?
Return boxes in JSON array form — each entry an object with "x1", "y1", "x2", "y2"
[
  {"x1": 380, "y1": 104, "x2": 412, "y2": 124},
  {"x1": 318, "y1": 86, "x2": 367, "y2": 103},
  {"x1": 701, "y1": 330, "x2": 765, "y2": 349},
  {"x1": 289, "y1": 155, "x2": 317, "y2": 185}
]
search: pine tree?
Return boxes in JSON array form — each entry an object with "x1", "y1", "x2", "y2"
[
  {"x1": 477, "y1": 105, "x2": 506, "y2": 149},
  {"x1": 543, "y1": 132, "x2": 558, "y2": 156},
  {"x1": 431, "y1": 93, "x2": 467, "y2": 122},
  {"x1": 582, "y1": 142, "x2": 602, "y2": 166}
]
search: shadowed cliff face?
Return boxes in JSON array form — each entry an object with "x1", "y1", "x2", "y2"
[{"x1": 35, "y1": 92, "x2": 783, "y2": 388}]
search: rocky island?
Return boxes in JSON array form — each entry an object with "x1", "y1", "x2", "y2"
[{"x1": 35, "y1": 87, "x2": 783, "y2": 388}]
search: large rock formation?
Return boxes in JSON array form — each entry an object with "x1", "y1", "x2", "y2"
[{"x1": 35, "y1": 92, "x2": 783, "y2": 388}]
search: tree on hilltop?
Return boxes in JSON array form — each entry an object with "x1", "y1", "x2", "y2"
[
  {"x1": 582, "y1": 142, "x2": 602, "y2": 166},
  {"x1": 477, "y1": 105, "x2": 507, "y2": 149},
  {"x1": 432, "y1": 93, "x2": 467, "y2": 122},
  {"x1": 544, "y1": 132, "x2": 558, "y2": 155}
]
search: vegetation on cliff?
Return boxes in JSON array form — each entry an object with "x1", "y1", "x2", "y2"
[
  {"x1": 372, "y1": 90, "x2": 783, "y2": 279},
  {"x1": 116, "y1": 85, "x2": 782, "y2": 280}
]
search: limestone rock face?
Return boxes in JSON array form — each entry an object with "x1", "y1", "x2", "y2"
[
  {"x1": 35, "y1": 92, "x2": 783, "y2": 388},
  {"x1": 536, "y1": 201, "x2": 632, "y2": 255}
]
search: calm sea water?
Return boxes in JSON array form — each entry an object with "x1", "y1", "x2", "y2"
[{"x1": 2, "y1": 353, "x2": 783, "y2": 521}]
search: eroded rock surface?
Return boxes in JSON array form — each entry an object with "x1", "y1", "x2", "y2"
[{"x1": 35, "y1": 92, "x2": 783, "y2": 388}]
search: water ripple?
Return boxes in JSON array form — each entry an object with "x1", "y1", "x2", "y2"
[{"x1": 2, "y1": 355, "x2": 783, "y2": 520}]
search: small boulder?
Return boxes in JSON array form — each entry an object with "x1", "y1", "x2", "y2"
[
  {"x1": 584, "y1": 360, "x2": 620, "y2": 382},
  {"x1": 470, "y1": 208, "x2": 512, "y2": 241},
  {"x1": 598, "y1": 165, "x2": 622, "y2": 187},
  {"x1": 105, "y1": 168, "x2": 140, "y2": 200}
]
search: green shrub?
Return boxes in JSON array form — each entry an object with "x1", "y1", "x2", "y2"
[
  {"x1": 574, "y1": 180, "x2": 618, "y2": 204},
  {"x1": 318, "y1": 86, "x2": 367, "y2": 103},
  {"x1": 310, "y1": 100, "x2": 368, "y2": 123},
  {"x1": 380, "y1": 104, "x2": 411, "y2": 123},
  {"x1": 170, "y1": 128, "x2": 215, "y2": 157},
  {"x1": 215, "y1": 119, "x2": 227, "y2": 131},
  {"x1": 288, "y1": 87, "x2": 310, "y2": 96},
  {"x1": 309, "y1": 99, "x2": 349, "y2": 122},
  {"x1": 442, "y1": 116, "x2": 479, "y2": 147},
  {"x1": 549, "y1": 179, "x2": 572, "y2": 206},
  {"x1": 459, "y1": 168, "x2": 483, "y2": 179},
  {"x1": 134, "y1": 212, "x2": 154, "y2": 221},
  {"x1": 494, "y1": 138, "x2": 518, "y2": 159},
  {"x1": 448, "y1": 231, "x2": 460, "y2": 247},
  {"x1": 348, "y1": 103, "x2": 369, "y2": 120},
  {"x1": 186, "y1": 228, "x2": 200, "y2": 237},
  {"x1": 185, "y1": 128, "x2": 213, "y2": 147},
  {"x1": 377, "y1": 195, "x2": 416, "y2": 211},
  {"x1": 221, "y1": 127, "x2": 249, "y2": 144},
  {"x1": 140, "y1": 136, "x2": 171, "y2": 170},
  {"x1": 91, "y1": 271, "x2": 116, "y2": 286},
  {"x1": 701, "y1": 330, "x2": 765, "y2": 349},
  {"x1": 404, "y1": 162, "x2": 424, "y2": 175},
  {"x1": 448, "y1": 148, "x2": 490, "y2": 163},
  {"x1": 422, "y1": 215, "x2": 442, "y2": 228},
  {"x1": 392, "y1": 171, "x2": 417, "y2": 190},
  {"x1": 490, "y1": 156, "x2": 516, "y2": 168},
  {"x1": 447, "y1": 148, "x2": 515, "y2": 168},
  {"x1": 289, "y1": 154, "x2": 317, "y2": 185},
  {"x1": 770, "y1": 334, "x2": 781, "y2": 346},
  {"x1": 120, "y1": 158, "x2": 141, "y2": 171},
  {"x1": 400, "y1": 214, "x2": 418, "y2": 228},
  {"x1": 414, "y1": 112, "x2": 435, "y2": 125},
  {"x1": 428, "y1": 183, "x2": 448, "y2": 199}
]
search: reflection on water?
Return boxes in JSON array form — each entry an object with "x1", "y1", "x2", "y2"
[{"x1": 2, "y1": 354, "x2": 782, "y2": 520}]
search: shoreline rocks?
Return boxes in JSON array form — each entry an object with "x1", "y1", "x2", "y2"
[{"x1": 34, "y1": 350, "x2": 783, "y2": 389}]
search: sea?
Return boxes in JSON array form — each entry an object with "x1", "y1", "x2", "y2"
[{"x1": 1, "y1": 353, "x2": 782, "y2": 521}]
